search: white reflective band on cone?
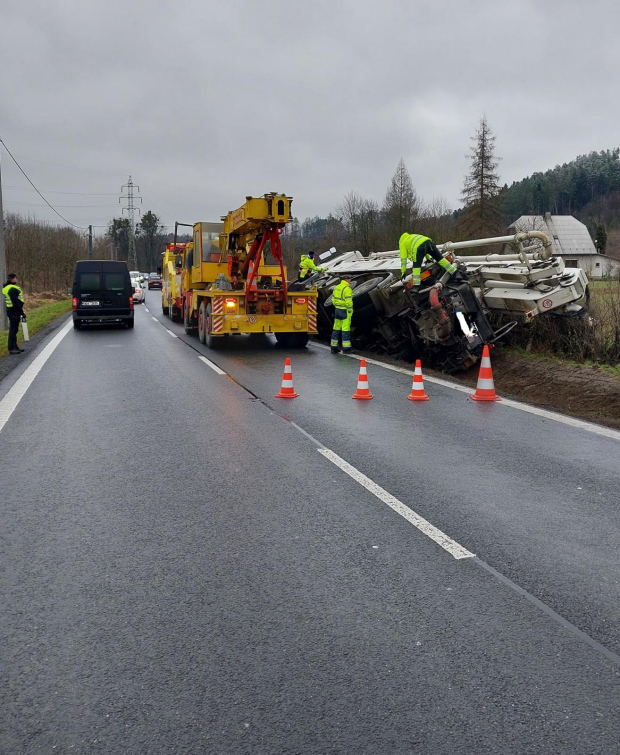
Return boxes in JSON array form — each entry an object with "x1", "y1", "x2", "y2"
[{"x1": 477, "y1": 378, "x2": 495, "y2": 390}]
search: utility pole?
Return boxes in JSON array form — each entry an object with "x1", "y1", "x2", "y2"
[
  {"x1": 88, "y1": 224, "x2": 93, "y2": 260},
  {"x1": 120, "y1": 176, "x2": 142, "y2": 269},
  {"x1": 0, "y1": 148, "x2": 7, "y2": 332}
]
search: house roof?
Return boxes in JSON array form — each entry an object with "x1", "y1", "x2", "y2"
[{"x1": 509, "y1": 214, "x2": 597, "y2": 255}]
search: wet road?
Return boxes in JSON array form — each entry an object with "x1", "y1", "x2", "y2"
[{"x1": 2, "y1": 290, "x2": 620, "y2": 754}]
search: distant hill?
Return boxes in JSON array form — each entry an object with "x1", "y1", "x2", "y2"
[{"x1": 502, "y1": 148, "x2": 620, "y2": 223}]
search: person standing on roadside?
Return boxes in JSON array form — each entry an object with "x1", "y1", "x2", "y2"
[
  {"x1": 330, "y1": 274, "x2": 354, "y2": 354},
  {"x1": 2, "y1": 273, "x2": 26, "y2": 355}
]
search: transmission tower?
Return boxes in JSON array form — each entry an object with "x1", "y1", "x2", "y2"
[{"x1": 119, "y1": 176, "x2": 142, "y2": 269}]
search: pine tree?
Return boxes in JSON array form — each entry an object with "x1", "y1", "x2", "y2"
[
  {"x1": 458, "y1": 117, "x2": 504, "y2": 240},
  {"x1": 594, "y1": 224, "x2": 607, "y2": 254},
  {"x1": 383, "y1": 158, "x2": 419, "y2": 246}
]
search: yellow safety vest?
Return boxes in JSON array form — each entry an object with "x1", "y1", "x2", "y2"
[{"x1": 2, "y1": 283, "x2": 24, "y2": 309}]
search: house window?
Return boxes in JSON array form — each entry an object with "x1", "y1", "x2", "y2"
[
  {"x1": 595, "y1": 262, "x2": 601, "y2": 267},
  {"x1": 565, "y1": 259, "x2": 578, "y2": 267}
]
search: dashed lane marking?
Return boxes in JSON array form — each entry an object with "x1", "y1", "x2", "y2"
[
  {"x1": 313, "y1": 343, "x2": 620, "y2": 442},
  {"x1": 318, "y1": 447, "x2": 474, "y2": 560},
  {"x1": 0, "y1": 321, "x2": 72, "y2": 435},
  {"x1": 166, "y1": 330, "x2": 178, "y2": 338},
  {"x1": 151, "y1": 316, "x2": 158, "y2": 321},
  {"x1": 198, "y1": 355, "x2": 227, "y2": 375}
]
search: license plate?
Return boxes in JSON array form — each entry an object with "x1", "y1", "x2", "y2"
[{"x1": 82, "y1": 300, "x2": 100, "y2": 306}]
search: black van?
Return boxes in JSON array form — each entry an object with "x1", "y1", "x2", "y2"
[{"x1": 72, "y1": 260, "x2": 134, "y2": 329}]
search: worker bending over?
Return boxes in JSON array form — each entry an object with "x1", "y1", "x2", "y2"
[
  {"x1": 399, "y1": 233, "x2": 456, "y2": 291},
  {"x1": 330, "y1": 275, "x2": 354, "y2": 354},
  {"x1": 299, "y1": 251, "x2": 325, "y2": 280}
]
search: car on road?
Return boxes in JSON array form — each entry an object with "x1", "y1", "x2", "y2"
[
  {"x1": 72, "y1": 260, "x2": 134, "y2": 329},
  {"x1": 148, "y1": 273, "x2": 162, "y2": 290},
  {"x1": 131, "y1": 277, "x2": 146, "y2": 303}
]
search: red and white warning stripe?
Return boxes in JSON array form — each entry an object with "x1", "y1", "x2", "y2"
[
  {"x1": 212, "y1": 316, "x2": 224, "y2": 333},
  {"x1": 212, "y1": 296, "x2": 224, "y2": 314},
  {"x1": 308, "y1": 297, "x2": 317, "y2": 332}
]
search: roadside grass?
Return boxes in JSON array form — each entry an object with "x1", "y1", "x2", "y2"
[
  {"x1": 503, "y1": 344, "x2": 620, "y2": 380},
  {"x1": 0, "y1": 298, "x2": 71, "y2": 358}
]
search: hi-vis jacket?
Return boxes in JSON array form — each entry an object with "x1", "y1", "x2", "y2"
[
  {"x1": 331, "y1": 280, "x2": 353, "y2": 313},
  {"x1": 299, "y1": 254, "x2": 322, "y2": 279},
  {"x1": 2, "y1": 283, "x2": 24, "y2": 316}
]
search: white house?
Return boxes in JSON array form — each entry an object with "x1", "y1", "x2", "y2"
[{"x1": 508, "y1": 213, "x2": 620, "y2": 279}]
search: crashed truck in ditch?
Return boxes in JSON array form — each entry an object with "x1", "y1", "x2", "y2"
[{"x1": 295, "y1": 231, "x2": 589, "y2": 372}]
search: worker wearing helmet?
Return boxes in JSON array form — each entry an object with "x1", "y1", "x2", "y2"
[
  {"x1": 399, "y1": 233, "x2": 457, "y2": 291},
  {"x1": 299, "y1": 251, "x2": 325, "y2": 280},
  {"x1": 330, "y1": 275, "x2": 354, "y2": 354}
]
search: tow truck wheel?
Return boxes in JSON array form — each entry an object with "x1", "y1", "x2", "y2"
[
  {"x1": 204, "y1": 303, "x2": 220, "y2": 349},
  {"x1": 162, "y1": 298, "x2": 169, "y2": 316},
  {"x1": 275, "y1": 332, "x2": 309, "y2": 348},
  {"x1": 198, "y1": 301, "x2": 207, "y2": 344},
  {"x1": 183, "y1": 303, "x2": 193, "y2": 335}
]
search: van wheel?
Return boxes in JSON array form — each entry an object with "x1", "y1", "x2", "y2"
[
  {"x1": 126, "y1": 319, "x2": 134, "y2": 329},
  {"x1": 198, "y1": 301, "x2": 207, "y2": 344},
  {"x1": 73, "y1": 320, "x2": 81, "y2": 330}
]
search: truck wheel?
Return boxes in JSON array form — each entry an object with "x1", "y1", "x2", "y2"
[
  {"x1": 183, "y1": 303, "x2": 193, "y2": 335},
  {"x1": 204, "y1": 303, "x2": 220, "y2": 349},
  {"x1": 198, "y1": 301, "x2": 207, "y2": 344},
  {"x1": 162, "y1": 298, "x2": 169, "y2": 315},
  {"x1": 274, "y1": 332, "x2": 309, "y2": 348}
]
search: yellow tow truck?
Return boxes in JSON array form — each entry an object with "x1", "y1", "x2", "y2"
[
  {"x1": 178, "y1": 193, "x2": 318, "y2": 348},
  {"x1": 161, "y1": 241, "x2": 187, "y2": 322}
]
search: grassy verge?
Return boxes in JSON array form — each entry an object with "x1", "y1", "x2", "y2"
[
  {"x1": 502, "y1": 344, "x2": 620, "y2": 380},
  {"x1": 0, "y1": 298, "x2": 72, "y2": 358}
]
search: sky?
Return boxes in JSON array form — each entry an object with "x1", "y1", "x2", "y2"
[{"x1": 1, "y1": 0, "x2": 619, "y2": 236}]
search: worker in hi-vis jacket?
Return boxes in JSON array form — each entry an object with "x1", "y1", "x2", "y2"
[
  {"x1": 399, "y1": 233, "x2": 457, "y2": 291},
  {"x1": 330, "y1": 275, "x2": 354, "y2": 354}
]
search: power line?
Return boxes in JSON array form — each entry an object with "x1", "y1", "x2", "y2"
[
  {"x1": 5, "y1": 185, "x2": 118, "y2": 196},
  {"x1": 0, "y1": 138, "x2": 87, "y2": 229}
]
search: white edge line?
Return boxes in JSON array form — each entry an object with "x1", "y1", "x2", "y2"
[
  {"x1": 151, "y1": 316, "x2": 158, "y2": 321},
  {"x1": 166, "y1": 330, "x2": 178, "y2": 338},
  {"x1": 144, "y1": 308, "x2": 149, "y2": 312},
  {"x1": 0, "y1": 320, "x2": 72, "y2": 434},
  {"x1": 318, "y1": 447, "x2": 474, "y2": 560},
  {"x1": 198, "y1": 355, "x2": 226, "y2": 375},
  {"x1": 313, "y1": 342, "x2": 620, "y2": 442}
]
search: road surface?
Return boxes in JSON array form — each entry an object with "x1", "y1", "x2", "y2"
[{"x1": 2, "y1": 290, "x2": 620, "y2": 754}]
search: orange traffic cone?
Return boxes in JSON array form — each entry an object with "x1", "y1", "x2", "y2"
[
  {"x1": 470, "y1": 346, "x2": 500, "y2": 402},
  {"x1": 275, "y1": 357, "x2": 299, "y2": 399},
  {"x1": 407, "y1": 359, "x2": 430, "y2": 401},
  {"x1": 352, "y1": 359, "x2": 373, "y2": 400}
]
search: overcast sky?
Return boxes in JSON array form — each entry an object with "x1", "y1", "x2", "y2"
[{"x1": 2, "y1": 0, "x2": 619, "y2": 236}]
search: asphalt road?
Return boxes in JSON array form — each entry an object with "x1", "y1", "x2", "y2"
[{"x1": 2, "y1": 290, "x2": 620, "y2": 754}]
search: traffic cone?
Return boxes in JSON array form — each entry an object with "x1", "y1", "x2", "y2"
[
  {"x1": 407, "y1": 359, "x2": 430, "y2": 401},
  {"x1": 275, "y1": 357, "x2": 299, "y2": 399},
  {"x1": 470, "y1": 345, "x2": 501, "y2": 402},
  {"x1": 352, "y1": 359, "x2": 374, "y2": 400}
]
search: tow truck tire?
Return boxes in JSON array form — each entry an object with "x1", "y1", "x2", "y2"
[
  {"x1": 198, "y1": 301, "x2": 207, "y2": 344},
  {"x1": 204, "y1": 303, "x2": 220, "y2": 349},
  {"x1": 183, "y1": 303, "x2": 193, "y2": 335},
  {"x1": 162, "y1": 298, "x2": 169, "y2": 316},
  {"x1": 275, "y1": 332, "x2": 309, "y2": 348}
]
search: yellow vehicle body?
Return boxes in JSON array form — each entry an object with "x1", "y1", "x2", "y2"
[
  {"x1": 161, "y1": 242, "x2": 187, "y2": 322},
  {"x1": 180, "y1": 194, "x2": 318, "y2": 348}
]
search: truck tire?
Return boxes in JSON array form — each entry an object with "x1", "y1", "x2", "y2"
[
  {"x1": 162, "y1": 297, "x2": 169, "y2": 316},
  {"x1": 204, "y1": 303, "x2": 221, "y2": 349},
  {"x1": 275, "y1": 332, "x2": 309, "y2": 348},
  {"x1": 183, "y1": 303, "x2": 193, "y2": 335},
  {"x1": 198, "y1": 301, "x2": 207, "y2": 344}
]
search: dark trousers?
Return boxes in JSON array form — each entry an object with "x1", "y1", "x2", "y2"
[
  {"x1": 8, "y1": 314, "x2": 20, "y2": 351},
  {"x1": 415, "y1": 240, "x2": 444, "y2": 266}
]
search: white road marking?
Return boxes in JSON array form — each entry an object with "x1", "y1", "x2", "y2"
[
  {"x1": 0, "y1": 321, "x2": 72, "y2": 435},
  {"x1": 313, "y1": 343, "x2": 620, "y2": 442},
  {"x1": 198, "y1": 355, "x2": 226, "y2": 375},
  {"x1": 151, "y1": 316, "x2": 158, "y2": 321},
  {"x1": 318, "y1": 448, "x2": 474, "y2": 560},
  {"x1": 166, "y1": 330, "x2": 178, "y2": 338},
  {"x1": 144, "y1": 308, "x2": 149, "y2": 312}
]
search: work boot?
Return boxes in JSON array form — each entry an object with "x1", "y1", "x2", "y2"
[
  {"x1": 342, "y1": 347, "x2": 354, "y2": 354},
  {"x1": 330, "y1": 346, "x2": 340, "y2": 354},
  {"x1": 9, "y1": 349, "x2": 23, "y2": 355}
]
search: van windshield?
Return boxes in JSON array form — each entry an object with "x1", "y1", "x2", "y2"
[{"x1": 79, "y1": 273, "x2": 126, "y2": 292}]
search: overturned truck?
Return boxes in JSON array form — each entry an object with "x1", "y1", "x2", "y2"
[{"x1": 296, "y1": 232, "x2": 589, "y2": 372}]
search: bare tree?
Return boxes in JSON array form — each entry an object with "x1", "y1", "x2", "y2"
[
  {"x1": 458, "y1": 116, "x2": 504, "y2": 241},
  {"x1": 416, "y1": 197, "x2": 457, "y2": 243},
  {"x1": 383, "y1": 158, "x2": 420, "y2": 247}
]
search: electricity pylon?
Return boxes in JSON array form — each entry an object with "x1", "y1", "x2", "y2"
[{"x1": 120, "y1": 176, "x2": 142, "y2": 269}]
